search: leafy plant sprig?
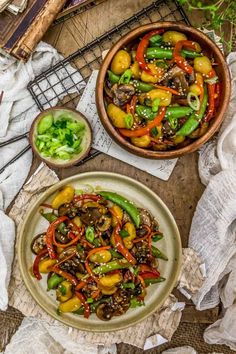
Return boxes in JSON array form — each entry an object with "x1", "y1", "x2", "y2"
[{"x1": 177, "y1": 0, "x2": 236, "y2": 51}]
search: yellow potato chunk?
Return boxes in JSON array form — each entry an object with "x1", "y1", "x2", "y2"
[
  {"x1": 58, "y1": 296, "x2": 81, "y2": 313},
  {"x1": 163, "y1": 31, "x2": 187, "y2": 45},
  {"x1": 131, "y1": 135, "x2": 151, "y2": 149},
  {"x1": 89, "y1": 250, "x2": 112, "y2": 263},
  {"x1": 147, "y1": 89, "x2": 172, "y2": 106},
  {"x1": 111, "y1": 50, "x2": 131, "y2": 75},
  {"x1": 141, "y1": 64, "x2": 164, "y2": 84},
  {"x1": 194, "y1": 56, "x2": 213, "y2": 75},
  {"x1": 51, "y1": 185, "x2": 75, "y2": 209},
  {"x1": 38, "y1": 258, "x2": 57, "y2": 273},
  {"x1": 107, "y1": 103, "x2": 130, "y2": 128}
]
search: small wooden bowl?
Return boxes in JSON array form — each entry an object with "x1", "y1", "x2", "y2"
[
  {"x1": 29, "y1": 107, "x2": 92, "y2": 168},
  {"x1": 96, "y1": 22, "x2": 231, "y2": 159}
]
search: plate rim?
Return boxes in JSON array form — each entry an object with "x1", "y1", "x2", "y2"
[{"x1": 18, "y1": 171, "x2": 182, "y2": 332}]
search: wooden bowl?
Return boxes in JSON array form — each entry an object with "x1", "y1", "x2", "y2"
[
  {"x1": 96, "y1": 22, "x2": 231, "y2": 159},
  {"x1": 29, "y1": 107, "x2": 92, "y2": 168}
]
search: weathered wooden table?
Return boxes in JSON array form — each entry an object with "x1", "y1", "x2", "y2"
[{"x1": 0, "y1": 0, "x2": 234, "y2": 353}]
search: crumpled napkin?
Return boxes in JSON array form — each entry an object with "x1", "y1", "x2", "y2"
[
  {"x1": 189, "y1": 52, "x2": 236, "y2": 350},
  {"x1": 0, "y1": 41, "x2": 85, "y2": 310}
]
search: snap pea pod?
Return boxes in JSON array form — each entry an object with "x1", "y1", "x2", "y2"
[
  {"x1": 144, "y1": 276, "x2": 166, "y2": 286},
  {"x1": 149, "y1": 34, "x2": 163, "y2": 47},
  {"x1": 176, "y1": 86, "x2": 208, "y2": 136},
  {"x1": 146, "y1": 47, "x2": 202, "y2": 59},
  {"x1": 151, "y1": 245, "x2": 168, "y2": 260},
  {"x1": 107, "y1": 70, "x2": 120, "y2": 84},
  {"x1": 136, "y1": 105, "x2": 193, "y2": 121},
  {"x1": 99, "y1": 191, "x2": 140, "y2": 227},
  {"x1": 93, "y1": 259, "x2": 131, "y2": 275},
  {"x1": 47, "y1": 274, "x2": 64, "y2": 290},
  {"x1": 132, "y1": 80, "x2": 155, "y2": 93},
  {"x1": 40, "y1": 212, "x2": 67, "y2": 235}
]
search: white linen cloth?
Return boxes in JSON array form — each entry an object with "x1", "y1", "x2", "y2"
[
  {"x1": 189, "y1": 52, "x2": 236, "y2": 350},
  {"x1": 0, "y1": 41, "x2": 85, "y2": 310}
]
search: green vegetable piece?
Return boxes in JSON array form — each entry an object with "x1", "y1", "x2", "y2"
[
  {"x1": 123, "y1": 282, "x2": 135, "y2": 289},
  {"x1": 99, "y1": 191, "x2": 140, "y2": 227},
  {"x1": 176, "y1": 86, "x2": 208, "y2": 136},
  {"x1": 110, "y1": 249, "x2": 123, "y2": 259},
  {"x1": 136, "y1": 105, "x2": 155, "y2": 120},
  {"x1": 40, "y1": 212, "x2": 67, "y2": 235},
  {"x1": 130, "y1": 297, "x2": 144, "y2": 308},
  {"x1": 74, "y1": 307, "x2": 85, "y2": 315},
  {"x1": 152, "y1": 98, "x2": 160, "y2": 113},
  {"x1": 119, "y1": 230, "x2": 129, "y2": 238},
  {"x1": 124, "y1": 113, "x2": 134, "y2": 129},
  {"x1": 165, "y1": 106, "x2": 193, "y2": 119},
  {"x1": 149, "y1": 34, "x2": 163, "y2": 46},
  {"x1": 47, "y1": 274, "x2": 64, "y2": 290},
  {"x1": 93, "y1": 259, "x2": 131, "y2": 275},
  {"x1": 146, "y1": 47, "x2": 173, "y2": 60},
  {"x1": 93, "y1": 238, "x2": 101, "y2": 247},
  {"x1": 146, "y1": 48, "x2": 202, "y2": 60},
  {"x1": 108, "y1": 70, "x2": 120, "y2": 84},
  {"x1": 152, "y1": 233, "x2": 163, "y2": 242},
  {"x1": 151, "y1": 126, "x2": 159, "y2": 137},
  {"x1": 59, "y1": 284, "x2": 67, "y2": 295},
  {"x1": 181, "y1": 49, "x2": 203, "y2": 58},
  {"x1": 151, "y1": 246, "x2": 168, "y2": 260},
  {"x1": 85, "y1": 226, "x2": 95, "y2": 243},
  {"x1": 119, "y1": 69, "x2": 132, "y2": 84},
  {"x1": 187, "y1": 92, "x2": 200, "y2": 111},
  {"x1": 87, "y1": 297, "x2": 94, "y2": 304},
  {"x1": 37, "y1": 115, "x2": 53, "y2": 134},
  {"x1": 132, "y1": 80, "x2": 155, "y2": 93},
  {"x1": 144, "y1": 276, "x2": 166, "y2": 286}
]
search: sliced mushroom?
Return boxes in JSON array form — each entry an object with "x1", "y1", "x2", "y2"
[
  {"x1": 111, "y1": 84, "x2": 135, "y2": 106},
  {"x1": 112, "y1": 288, "x2": 131, "y2": 316},
  {"x1": 31, "y1": 233, "x2": 46, "y2": 255},
  {"x1": 58, "y1": 203, "x2": 79, "y2": 218},
  {"x1": 138, "y1": 208, "x2": 153, "y2": 227},
  {"x1": 80, "y1": 207, "x2": 103, "y2": 226},
  {"x1": 96, "y1": 215, "x2": 112, "y2": 232},
  {"x1": 55, "y1": 231, "x2": 70, "y2": 244},
  {"x1": 96, "y1": 302, "x2": 114, "y2": 321},
  {"x1": 161, "y1": 65, "x2": 189, "y2": 96}
]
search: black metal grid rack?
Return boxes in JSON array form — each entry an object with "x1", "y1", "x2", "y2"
[{"x1": 28, "y1": 0, "x2": 191, "y2": 163}]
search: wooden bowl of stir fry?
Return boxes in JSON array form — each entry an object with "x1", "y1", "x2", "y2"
[
  {"x1": 18, "y1": 172, "x2": 181, "y2": 331},
  {"x1": 96, "y1": 22, "x2": 231, "y2": 159}
]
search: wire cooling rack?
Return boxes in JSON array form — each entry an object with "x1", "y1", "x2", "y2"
[{"x1": 27, "y1": 0, "x2": 191, "y2": 164}]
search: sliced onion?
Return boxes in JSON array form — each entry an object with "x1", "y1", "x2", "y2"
[
  {"x1": 205, "y1": 76, "x2": 218, "y2": 85},
  {"x1": 187, "y1": 92, "x2": 200, "y2": 111}
]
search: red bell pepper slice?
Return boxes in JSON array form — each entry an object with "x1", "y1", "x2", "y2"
[
  {"x1": 130, "y1": 95, "x2": 138, "y2": 116},
  {"x1": 119, "y1": 106, "x2": 166, "y2": 137},
  {"x1": 204, "y1": 69, "x2": 216, "y2": 122},
  {"x1": 136, "y1": 29, "x2": 164, "y2": 74},
  {"x1": 140, "y1": 271, "x2": 160, "y2": 280},
  {"x1": 52, "y1": 266, "x2": 78, "y2": 286},
  {"x1": 75, "y1": 291, "x2": 91, "y2": 318},
  {"x1": 46, "y1": 216, "x2": 69, "y2": 259},
  {"x1": 33, "y1": 248, "x2": 48, "y2": 280},
  {"x1": 139, "y1": 264, "x2": 160, "y2": 276},
  {"x1": 173, "y1": 40, "x2": 197, "y2": 74},
  {"x1": 113, "y1": 224, "x2": 137, "y2": 265}
]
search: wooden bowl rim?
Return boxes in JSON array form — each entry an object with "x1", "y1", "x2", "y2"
[
  {"x1": 29, "y1": 106, "x2": 92, "y2": 168},
  {"x1": 96, "y1": 21, "x2": 231, "y2": 159}
]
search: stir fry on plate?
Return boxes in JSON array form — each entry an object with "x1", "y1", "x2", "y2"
[
  {"x1": 104, "y1": 30, "x2": 220, "y2": 150},
  {"x1": 31, "y1": 185, "x2": 167, "y2": 321}
]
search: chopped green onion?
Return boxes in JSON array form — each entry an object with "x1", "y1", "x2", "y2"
[
  {"x1": 168, "y1": 115, "x2": 178, "y2": 129},
  {"x1": 151, "y1": 126, "x2": 159, "y2": 137},
  {"x1": 35, "y1": 114, "x2": 85, "y2": 161},
  {"x1": 205, "y1": 76, "x2": 218, "y2": 84},
  {"x1": 119, "y1": 230, "x2": 129, "y2": 238},
  {"x1": 119, "y1": 69, "x2": 132, "y2": 84},
  {"x1": 85, "y1": 226, "x2": 95, "y2": 243},
  {"x1": 123, "y1": 282, "x2": 135, "y2": 289},
  {"x1": 152, "y1": 234, "x2": 163, "y2": 242},
  {"x1": 187, "y1": 92, "x2": 200, "y2": 111},
  {"x1": 59, "y1": 284, "x2": 67, "y2": 295},
  {"x1": 124, "y1": 113, "x2": 134, "y2": 129},
  {"x1": 152, "y1": 98, "x2": 160, "y2": 113},
  {"x1": 130, "y1": 297, "x2": 144, "y2": 308},
  {"x1": 87, "y1": 297, "x2": 94, "y2": 304}
]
